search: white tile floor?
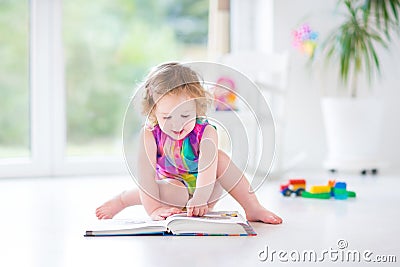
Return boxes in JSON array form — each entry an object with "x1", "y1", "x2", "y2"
[{"x1": 0, "y1": 171, "x2": 399, "y2": 267}]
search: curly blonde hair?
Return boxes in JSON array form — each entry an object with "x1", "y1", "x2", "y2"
[{"x1": 141, "y1": 62, "x2": 212, "y2": 126}]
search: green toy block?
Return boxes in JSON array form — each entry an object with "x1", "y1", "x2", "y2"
[
  {"x1": 302, "y1": 191, "x2": 331, "y2": 199},
  {"x1": 333, "y1": 188, "x2": 347, "y2": 195},
  {"x1": 347, "y1": 191, "x2": 356, "y2": 198},
  {"x1": 334, "y1": 188, "x2": 356, "y2": 198}
]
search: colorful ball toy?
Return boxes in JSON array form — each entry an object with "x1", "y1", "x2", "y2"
[
  {"x1": 292, "y1": 24, "x2": 319, "y2": 57},
  {"x1": 213, "y1": 77, "x2": 238, "y2": 111}
]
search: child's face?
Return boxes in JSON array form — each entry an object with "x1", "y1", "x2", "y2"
[{"x1": 154, "y1": 93, "x2": 197, "y2": 140}]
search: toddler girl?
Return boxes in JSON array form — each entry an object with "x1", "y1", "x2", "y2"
[{"x1": 96, "y1": 62, "x2": 282, "y2": 224}]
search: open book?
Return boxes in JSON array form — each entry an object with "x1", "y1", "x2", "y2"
[{"x1": 85, "y1": 211, "x2": 256, "y2": 236}]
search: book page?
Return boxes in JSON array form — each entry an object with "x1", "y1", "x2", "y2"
[
  {"x1": 89, "y1": 218, "x2": 166, "y2": 230},
  {"x1": 165, "y1": 211, "x2": 253, "y2": 235},
  {"x1": 166, "y1": 211, "x2": 246, "y2": 225},
  {"x1": 85, "y1": 218, "x2": 167, "y2": 236}
]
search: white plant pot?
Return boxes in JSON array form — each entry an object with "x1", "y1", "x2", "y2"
[{"x1": 321, "y1": 97, "x2": 384, "y2": 172}]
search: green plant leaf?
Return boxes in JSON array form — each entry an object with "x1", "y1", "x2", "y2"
[
  {"x1": 340, "y1": 29, "x2": 352, "y2": 85},
  {"x1": 389, "y1": 0, "x2": 399, "y2": 22},
  {"x1": 315, "y1": 0, "x2": 400, "y2": 97},
  {"x1": 359, "y1": 36, "x2": 372, "y2": 84},
  {"x1": 382, "y1": 0, "x2": 391, "y2": 38},
  {"x1": 362, "y1": 0, "x2": 372, "y2": 25},
  {"x1": 366, "y1": 37, "x2": 380, "y2": 73},
  {"x1": 375, "y1": 0, "x2": 382, "y2": 29}
]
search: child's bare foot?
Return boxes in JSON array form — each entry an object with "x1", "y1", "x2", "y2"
[
  {"x1": 245, "y1": 206, "x2": 283, "y2": 224},
  {"x1": 95, "y1": 194, "x2": 126, "y2": 219}
]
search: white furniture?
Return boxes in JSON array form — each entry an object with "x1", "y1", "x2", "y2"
[
  {"x1": 321, "y1": 97, "x2": 385, "y2": 175},
  {"x1": 217, "y1": 51, "x2": 290, "y2": 177}
]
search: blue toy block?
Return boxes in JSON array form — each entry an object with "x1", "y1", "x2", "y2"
[{"x1": 335, "y1": 182, "x2": 347, "y2": 189}]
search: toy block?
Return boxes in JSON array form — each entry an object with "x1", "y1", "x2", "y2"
[
  {"x1": 288, "y1": 179, "x2": 306, "y2": 184},
  {"x1": 302, "y1": 191, "x2": 331, "y2": 199},
  {"x1": 334, "y1": 182, "x2": 347, "y2": 189},
  {"x1": 280, "y1": 179, "x2": 356, "y2": 199},
  {"x1": 333, "y1": 188, "x2": 348, "y2": 200},
  {"x1": 347, "y1": 191, "x2": 356, "y2": 198},
  {"x1": 309, "y1": 185, "x2": 331, "y2": 194}
]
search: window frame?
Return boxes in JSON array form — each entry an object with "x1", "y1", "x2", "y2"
[
  {"x1": 1, "y1": 0, "x2": 214, "y2": 178},
  {"x1": 0, "y1": 0, "x2": 126, "y2": 178},
  {"x1": 0, "y1": 0, "x2": 49, "y2": 178}
]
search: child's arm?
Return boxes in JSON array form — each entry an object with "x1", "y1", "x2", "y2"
[
  {"x1": 187, "y1": 125, "x2": 218, "y2": 216},
  {"x1": 137, "y1": 128, "x2": 166, "y2": 216}
]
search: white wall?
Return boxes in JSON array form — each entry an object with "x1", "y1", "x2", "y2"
[
  {"x1": 272, "y1": 0, "x2": 400, "y2": 171},
  {"x1": 230, "y1": 0, "x2": 274, "y2": 53}
]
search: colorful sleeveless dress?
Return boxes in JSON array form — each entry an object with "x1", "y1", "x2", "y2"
[{"x1": 152, "y1": 118, "x2": 211, "y2": 195}]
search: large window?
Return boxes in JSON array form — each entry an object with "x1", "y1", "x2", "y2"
[
  {"x1": 0, "y1": 0, "x2": 30, "y2": 158},
  {"x1": 63, "y1": 0, "x2": 209, "y2": 156},
  {"x1": 0, "y1": 0, "x2": 209, "y2": 177}
]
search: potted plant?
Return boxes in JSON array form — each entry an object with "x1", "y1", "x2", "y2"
[{"x1": 314, "y1": 0, "x2": 400, "y2": 174}]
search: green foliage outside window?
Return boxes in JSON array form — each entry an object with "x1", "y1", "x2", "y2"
[
  {"x1": 0, "y1": 0, "x2": 29, "y2": 157},
  {"x1": 64, "y1": 0, "x2": 208, "y2": 154},
  {"x1": 0, "y1": 0, "x2": 208, "y2": 157}
]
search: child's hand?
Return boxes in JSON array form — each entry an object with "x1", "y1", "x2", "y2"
[
  {"x1": 186, "y1": 198, "x2": 208, "y2": 217},
  {"x1": 150, "y1": 206, "x2": 182, "y2": 221}
]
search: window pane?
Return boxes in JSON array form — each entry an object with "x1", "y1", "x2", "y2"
[
  {"x1": 63, "y1": 0, "x2": 209, "y2": 156},
  {"x1": 0, "y1": 0, "x2": 30, "y2": 158}
]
